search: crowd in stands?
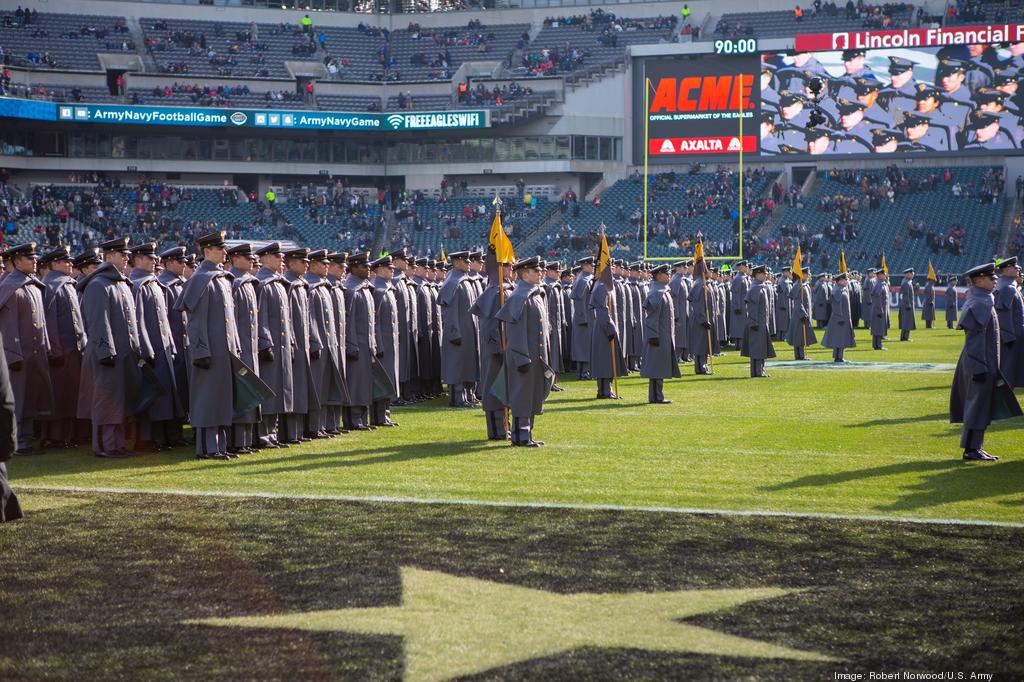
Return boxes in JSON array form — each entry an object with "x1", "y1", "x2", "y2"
[
  {"x1": 716, "y1": 0, "x2": 912, "y2": 37},
  {"x1": 281, "y1": 179, "x2": 380, "y2": 247},
  {"x1": 759, "y1": 166, "x2": 1003, "y2": 270},
  {"x1": 457, "y1": 82, "x2": 533, "y2": 107}
]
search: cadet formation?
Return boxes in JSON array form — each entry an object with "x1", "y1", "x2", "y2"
[{"x1": 0, "y1": 230, "x2": 1021, "y2": 503}]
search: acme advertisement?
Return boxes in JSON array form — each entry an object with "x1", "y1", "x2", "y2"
[{"x1": 637, "y1": 54, "x2": 759, "y2": 162}]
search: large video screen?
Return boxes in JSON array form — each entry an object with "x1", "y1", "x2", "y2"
[
  {"x1": 634, "y1": 54, "x2": 759, "y2": 163},
  {"x1": 761, "y1": 29, "x2": 1024, "y2": 156}
]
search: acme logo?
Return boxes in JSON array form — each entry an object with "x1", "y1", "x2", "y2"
[{"x1": 648, "y1": 75, "x2": 754, "y2": 113}]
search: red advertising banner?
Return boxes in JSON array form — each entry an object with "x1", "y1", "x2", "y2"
[
  {"x1": 793, "y1": 23, "x2": 1024, "y2": 52},
  {"x1": 649, "y1": 136, "x2": 757, "y2": 155}
]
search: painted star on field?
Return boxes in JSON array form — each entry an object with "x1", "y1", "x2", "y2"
[{"x1": 187, "y1": 567, "x2": 836, "y2": 682}]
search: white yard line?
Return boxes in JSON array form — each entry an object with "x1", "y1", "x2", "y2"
[{"x1": 19, "y1": 484, "x2": 1023, "y2": 529}]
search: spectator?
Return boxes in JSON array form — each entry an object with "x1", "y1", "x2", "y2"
[{"x1": 301, "y1": 14, "x2": 313, "y2": 35}]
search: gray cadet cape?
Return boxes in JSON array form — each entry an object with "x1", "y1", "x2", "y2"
[
  {"x1": 391, "y1": 270, "x2": 417, "y2": 386},
  {"x1": 945, "y1": 282, "x2": 959, "y2": 324},
  {"x1": 307, "y1": 272, "x2": 347, "y2": 407},
  {"x1": 542, "y1": 276, "x2": 565, "y2": 373},
  {"x1": 669, "y1": 272, "x2": 691, "y2": 353},
  {"x1": 495, "y1": 279, "x2": 552, "y2": 418},
  {"x1": 372, "y1": 277, "x2": 401, "y2": 401},
  {"x1": 950, "y1": 286, "x2": 1022, "y2": 429},
  {"x1": 774, "y1": 276, "x2": 793, "y2": 341},
  {"x1": 230, "y1": 267, "x2": 265, "y2": 424},
  {"x1": 822, "y1": 283, "x2": 857, "y2": 349},
  {"x1": 730, "y1": 272, "x2": 750, "y2": 338},
  {"x1": 898, "y1": 278, "x2": 917, "y2": 331},
  {"x1": 326, "y1": 274, "x2": 349, "y2": 398},
  {"x1": 588, "y1": 278, "x2": 619, "y2": 379},
  {"x1": 175, "y1": 260, "x2": 242, "y2": 429},
  {"x1": 740, "y1": 279, "x2": 777, "y2": 360},
  {"x1": 158, "y1": 269, "x2": 189, "y2": 409},
  {"x1": 640, "y1": 280, "x2": 680, "y2": 379},
  {"x1": 438, "y1": 268, "x2": 480, "y2": 384},
  {"x1": 861, "y1": 277, "x2": 875, "y2": 324},
  {"x1": 786, "y1": 281, "x2": 818, "y2": 347},
  {"x1": 42, "y1": 269, "x2": 86, "y2": 420},
  {"x1": 922, "y1": 279, "x2": 936, "y2": 322},
  {"x1": 469, "y1": 280, "x2": 511, "y2": 412},
  {"x1": 627, "y1": 276, "x2": 645, "y2": 360},
  {"x1": 412, "y1": 275, "x2": 436, "y2": 380},
  {"x1": 131, "y1": 268, "x2": 181, "y2": 421},
  {"x1": 687, "y1": 276, "x2": 718, "y2": 356},
  {"x1": 343, "y1": 274, "x2": 377, "y2": 408},
  {"x1": 77, "y1": 262, "x2": 146, "y2": 425},
  {"x1": 0, "y1": 336, "x2": 21, "y2": 522},
  {"x1": 283, "y1": 269, "x2": 321, "y2": 414},
  {"x1": 994, "y1": 275, "x2": 1024, "y2": 388},
  {"x1": 255, "y1": 266, "x2": 295, "y2": 415},
  {"x1": 0, "y1": 269, "x2": 54, "y2": 424},
  {"x1": 569, "y1": 271, "x2": 593, "y2": 363},
  {"x1": 812, "y1": 279, "x2": 830, "y2": 324}
]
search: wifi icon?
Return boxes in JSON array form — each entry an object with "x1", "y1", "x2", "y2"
[{"x1": 387, "y1": 114, "x2": 405, "y2": 128}]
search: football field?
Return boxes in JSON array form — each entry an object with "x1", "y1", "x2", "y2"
[{"x1": 3, "y1": 316, "x2": 1023, "y2": 680}]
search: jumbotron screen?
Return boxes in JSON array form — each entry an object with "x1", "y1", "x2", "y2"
[
  {"x1": 636, "y1": 24, "x2": 1024, "y2": 160},
  {"x1": 762, "y1": 24, "x2": 1024, "y2": 156}
]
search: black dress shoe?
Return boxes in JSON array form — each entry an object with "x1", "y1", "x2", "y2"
[
  {"x1": 354, "y1": 425, "x2": 373, "y2": 431},
  {"x1": 512, "y1": 441, "x2": 541, "y2": 448},
  {"x1": 531, "y1": 440, "x2": 545, "y2": 446},
  {"x1": 379, "y1": 421, "x2": 399, "y2": 427},
  {"x1": 299, "y1": 437, "x2": 312, "y2": 442},
  {"x1": 978, "y1": 449, "x2": 1000, "y2": 460},
  {"x1": 14, "y1": 448, "x2": 36, "y2": 456},
  {"x1": 963, "y1": 450, "x2": 998, "y2": 461},
  {"x1": 650, "y1": 399, "x2": 673, "y2": 404}
]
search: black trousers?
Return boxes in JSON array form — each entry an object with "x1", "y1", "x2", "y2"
[
  {"x1": 0, "y1": 462, "x2": 23, "y2": 523},
  {"x1": 961, "y1": 427, "x2": 984, "y2": 450},
  {"x1": 648, "y1": 378, "x2": 665, "y2": 402}
]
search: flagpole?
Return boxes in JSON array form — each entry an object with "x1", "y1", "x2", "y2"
[
  {"x1": 643, "y1": 77, "x2": 650, "y2": 261},
  {"x1": 493, "y1": 195, "x2": 511, "y2": 443}
]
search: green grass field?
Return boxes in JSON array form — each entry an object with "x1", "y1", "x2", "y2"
[
  {"x1": 3, "y1": 314, "x2": 1023, "y2": 680},
  {"x1": 10, "y1": 315, "x2": 1024, "y2": 523}
]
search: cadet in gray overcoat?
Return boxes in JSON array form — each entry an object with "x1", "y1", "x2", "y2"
[
  {"x1": 950, "y1": 262, "x2": 1022, "y2": 461},
  {"x1": 898, "y1": 268, "x2": 917, "y2": 341},
  {"x1": 640, "y1": 264, "x2": 679, "y2": 403},
  {"x1": 254, "y1": 242, "x2": 295, "y2": 448},
  {"x1": 496, "y1": 257, "x2": 551, "y2": 447},
  {"x1": 740, "y1": 265, "x2": 776, "y2": 378},
  {"x1": 822, "y1": 272, "x2": 857, "y2": 363},
  {"x1": 39, "y1": 245, "x2": 86, "y2": 449},
  {"x1": 438, "y1": 251, "x2": 480, "y2": 408},
  {"x1": 342, "y1": 252, "x2": 378, "y2": 430},
  {"x1": 175, "y1": 232, "x2": 242, "y2": 460}
]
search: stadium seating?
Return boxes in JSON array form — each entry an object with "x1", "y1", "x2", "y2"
[
  {"x1": 524, "y1": 170, "x2": 775, "y2": 263},
  {"x1": 391, "y1": 194, "x2": 557, "y2": 257},
  {"x1": 522, "y1": 16, "x2": 676, "y2": 83},
  {"x1": 0, "y1": 10, "x2": 129, "y2": 71},
  {"x1": 760, "y1": 166, "x2": 1004, "y2": 273},
  {"x1": 712, "y1": 5, "x2": 913, "y2": 40},
  {"x1": 388, "y1": 23, "x2": 531, "y2": 82}
]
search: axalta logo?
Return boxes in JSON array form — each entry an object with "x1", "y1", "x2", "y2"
[
  {"x1": 660, "y1": 139, "x2": 675, "y2": 153},
  {"x1": 727, "y1": 137, "x2": 742, "y2": 151},
  {"x1": 230, "y1": 111, "x2": 248, "y2": 126},
  {"x1": 648, "y1": 75, "x2": 754, "y2": 113}
]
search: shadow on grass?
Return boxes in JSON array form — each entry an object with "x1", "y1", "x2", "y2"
[
  {"x1": 849, "y1": 413, "x2": 949, "y2": 427},
  {"x1": 895, "y1": 385, "x2": 949, "y2": 392},
  {"x1": 761, "y1": 457, "x2": 1024, "y2": 513},
  {"x1": 760, "y1": 459, "x2": 959, "y2": 493},
  {"x1": 240, "y1": 440, "x2": 495, "y2": 475},
  {"x1": 877, "y1": 460, "x2": 1024, "y2": 513}
]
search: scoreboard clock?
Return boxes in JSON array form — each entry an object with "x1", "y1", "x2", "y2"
[{"x1": 713, "y1": 38, "x2": 758, "y2": 55}]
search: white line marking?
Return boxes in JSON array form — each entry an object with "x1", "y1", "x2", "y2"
[{"x1": 16, "y1": 484, "x2": 1023, "y2": 529}]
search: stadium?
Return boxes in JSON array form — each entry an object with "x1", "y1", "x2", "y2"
[{"x1": 0, "y1": 0, "x2": 1022, "y2": 679}]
